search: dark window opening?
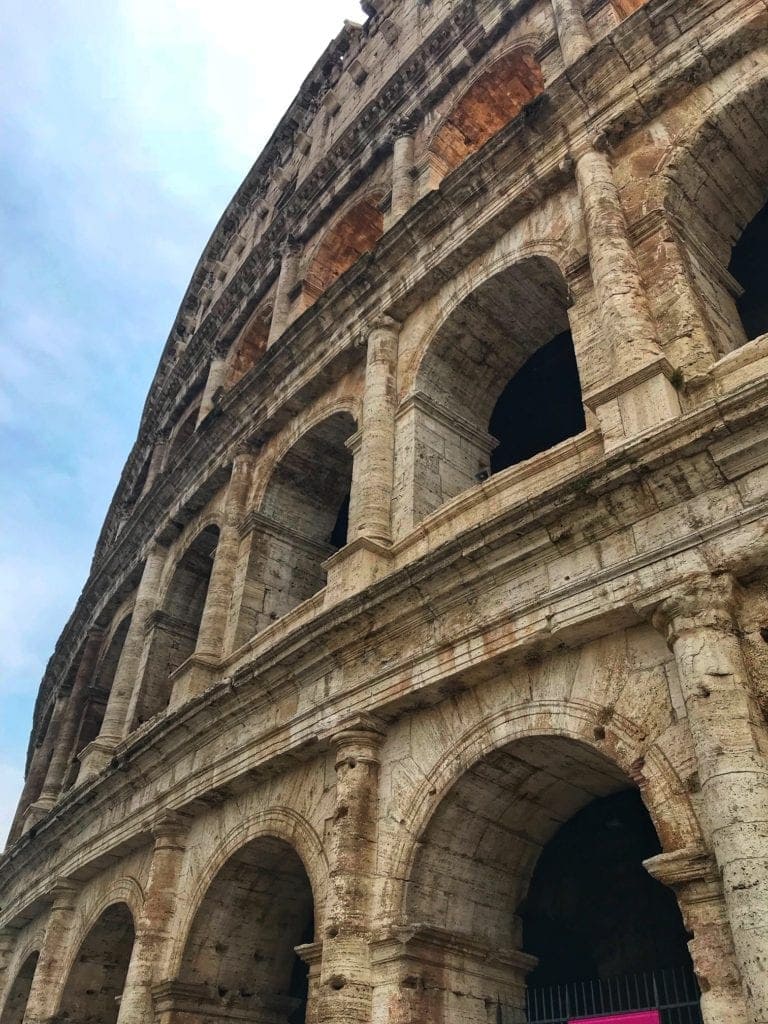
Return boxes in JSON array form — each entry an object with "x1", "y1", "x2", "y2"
[
  {"x1": 329, "y1": 493, "x2": 350, "y2": 549},
  {"x1": 489, "y1": 330, "x2": 585, "y2": 475},
  {"x1": 730, "y1": 200, "x2": 768, "y2": 341},
  {"x1": 522, "y1": 790, "x2": 694, "y2": 989}
]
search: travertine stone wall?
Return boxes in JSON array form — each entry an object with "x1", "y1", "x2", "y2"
[{"x1": 3, "y1": 1, "x2": 768, "y2": 1023}]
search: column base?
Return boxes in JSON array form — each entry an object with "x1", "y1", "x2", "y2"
[
  {"x1": 76, "y1": 736, "x2": 120, "y2": 784},
  {"x1": 167, "y1": 655, "x2": 219, "y2": 709},
  {"x1": 586, "y1": 365, "x2": 681, "y2": 449},
  {"x1": 323, "y1": 537, "x2": 394, "y2": 605}
]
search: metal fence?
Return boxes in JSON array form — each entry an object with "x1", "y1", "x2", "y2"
[{"x1": 525, "y1": 965, "x2": 703, "y2": 1024}]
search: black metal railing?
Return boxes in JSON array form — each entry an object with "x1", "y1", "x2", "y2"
[{"x1": 525, "y1": 965, "x2": 703, "y2": 1024}]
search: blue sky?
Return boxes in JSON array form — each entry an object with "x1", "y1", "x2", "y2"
[{"x1": 0, "y1": 0, "x2": 362, "y2": 843}]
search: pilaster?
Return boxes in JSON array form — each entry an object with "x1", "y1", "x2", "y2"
[{"x1": 21, "y1": 881, "x2": 80, "y2": 1024}]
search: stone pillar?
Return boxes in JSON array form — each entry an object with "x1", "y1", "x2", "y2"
[
  {"x1": 645, "y1": 846, "x2": 750, "y2": 1024},
  {"x1": 550, "y1": 0, "x2": 592, "y2": 66},
  {"x1": 31, "y1": 630, "x2": 105, "y2": 812},
  {"x1": 318, "y1": 717, "x2": 385, "y2": 1024},
  {"x1": 140, "y1": 433, "x2": 168, "y2": 497},
  {"x1": 268, "y1": 239, "x2": 302, "y2": 347},
  {"x1": 390, "y1": 121, "x2": 416, "y2": 223},
  {"x1": 652, "y1": 575, "x2": 768, "y2": 1024},
  {"x1": 78, "y1": 543, "x2": 167, "y2": 782},
  {"x1": 116, "y1": 813, "x2": 190, "y2": 1024},
  {"x1": 350, "y1": 317, "x2": 399, "y2": 546},
  {"x1": 296, "y1": 942, "x2": 323, "y2": 1024},
  {"x1": 22, "y1": 881, "x2": 80, "y2": 1024},
  {"x1": 7, "y1": 695, "x2": 65, "y2": 844},
  {"x1": 192, "y1": 451, "x2": 256, "y2": 662},
  {"x1": 196, "y1": 345, "x2": 228, "y2": 426},
  {"x1": 573, "y1": 139, "x2": 680, "y2": 439}
]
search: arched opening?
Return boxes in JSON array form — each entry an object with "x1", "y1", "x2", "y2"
[
  {"x1": 303, "y1": 196, "x2": 383, "y2": 305},
  {"x1": 57, "y1": 903, "x2": 135, "y2": 1024},
  {"x1": 165, "y1": 404, "x2": 199, "y2": 469},
  {"x1": 130, "y1": 525, "x2": 219, "y2": 726},
  {"x1": 729, "y1": 199, "x2": 768, "y2": 342},
  {"x1": 233, "y1": 413, "x2": 355, "y2": 641},
  {"x1": 0, "y1": 952, "x2": 39, "y2": 1024},
  {"x1": 226, "y1": 307, "x2": 272, "y2": 388},
  {"x1": 403, "y1": 736, "x2": 700, "y2": 1023},
  {"x1": 62, "y1": 615, "x2": 132, "y2": 791},
  {"x1": 664, "y1": 80, "x2": 768, "y2": 357},
  {"x1": 429, "y1": 50, "x2": 544, "y2": 178},
  {"x1": 407, "y1": 258, "x2": 585, "y2": 524},
  {"x1": 174, "y1": 836, "x2": 315, "y2": 1023}
]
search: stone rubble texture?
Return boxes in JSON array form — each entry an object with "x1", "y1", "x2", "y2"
[{"x1": 2, "y1": 0, "x2": 768, "y2": 1022}]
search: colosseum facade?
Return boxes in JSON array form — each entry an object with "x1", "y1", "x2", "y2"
[{"x1": 2, "y1": 1, "x2": 768, "y2": 1023}]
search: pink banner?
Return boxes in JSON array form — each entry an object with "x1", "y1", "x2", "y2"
[{"x1": 569, "y1": 1013, "x2": 661, "y2": 1024}]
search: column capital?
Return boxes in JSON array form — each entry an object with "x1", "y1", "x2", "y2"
[
  {"x1": 644, "y1": 844, "x2": 719, "y2": 890},
  {"x1": 49, "y1": 878, "x2": 81, "y2": 911},
  {"x1": 649, "y1": 573, "x2": 738, "y2": 645},
  {"x1": 150, "y1": 810, "x2": 193, "y2": 845},
  {"x1": 389, "y1": 114, "x2": 419, "y2": 142},
  {"x1": 327, "y1": 714, "x2": 386, "y2": 765},
  {"x1": 368, "y1": 313, "x2": 401, "y2": 338}
]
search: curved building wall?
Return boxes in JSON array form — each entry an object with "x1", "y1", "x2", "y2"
[{"x1": 2, "y1": 3, "x2": 768, "y2": 1024}]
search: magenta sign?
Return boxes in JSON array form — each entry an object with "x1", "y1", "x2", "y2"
[{"x1": 569, "y1": 1013, "x2": 661, "y2": 1024}]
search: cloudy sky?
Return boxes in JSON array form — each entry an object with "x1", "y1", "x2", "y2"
[{"x1": 0, "y1": 0, "x2": 362, "y2": 843}]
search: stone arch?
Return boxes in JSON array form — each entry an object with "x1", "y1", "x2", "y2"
[
  {"x1": 403, "y1": 252, "x2": 586, "y2": 523},
  {"x1": 382, "y1": 703, "x2": 701, "y2": 1022},
  {"x1": 0, "y1": 951, "x2": 39, "y2": 1024},
  {"x1": 303, "y1": 191, "x2": 385, "y2": 305},
  {"x1": 660, "y1": 62, "x2": 768, "y2": 355},
  {"x1": 130, "y1": 523, "x2": 220, "y2": 726},
  {"x1": 225, "y1": 304, "x2": 273, "y2": 389},
  {"x1": 236, "y1": 410, "x2": 357, "y2": 634},
  {"x1": 611, "y1": 0, "x2": 647, "y2": 19},
  {"x1": 166, "y1": 810, "x2": 325, "y2": 1024},
  {"x1": 63, "y1": 613, "x2": 133, "y2": 790},
  {"x1": 427, "y1": 46, "x2": 544, "y2": 180},
  {"x1": 385, "y1": 700, "x2": 701, "y2": 927},
  {"x1": 56, "y1": 891, "x2": 140, "y2": 1024}
]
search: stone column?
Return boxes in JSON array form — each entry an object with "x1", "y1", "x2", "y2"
[
  {"x1": 140, "y1": 433, "x2": 168, "y2": 497},
  {"x1": 22, "y1": 881, "x2": 80, "y2": 1024},
  {"x1": 78, "y1": 543, "x2": 167, "y2": 782},
  {"x1": 7, "y1": 695, "x2": 65, "y2": 844},
  {"x1": 350, "y1": 317, "x2": 399, "y2": 546},
  {"x1": 390, "y1": 120, "x2": 416, "y2": 223},
  {"x1": 116, "y1": 813, "x2": 190, "y2": 1024},
  {"x1": 196, "y1": 344, "x2": 228, "y2": 426},
  {"x1": 550, "y1": 0, "x2": 592, "y2": 66},
  {"x1": 32, "y1": 630, "x2": 105, "y2": 811},
  {"x1": 645, "y1": 846, "x2": 750, "y2": 1024},
  {"x1": 268, "y1": 239, "x2": 302, "y2": 347},
  {"x1": 652, "y1": 575, "x2": 768, "y2": 1024},
  {"x1": 192, "y1": 451, "x2": 255, "y2": 661},
  {"x1": 573, "y1": 138, "x2": 680, "y2": 438},
  {"x1": 318, "y1": 717, "x2": 385, "y2": 1024}
]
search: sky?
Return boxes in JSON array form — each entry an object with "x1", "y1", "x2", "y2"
[{"x1": 0, "y1": 0, "x2": 363, "y2": 844}]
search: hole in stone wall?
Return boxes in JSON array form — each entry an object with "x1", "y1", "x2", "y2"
[
  {"x1": 729, "y1": 200, "x2": 768, "y2": 342},
  {"x1": 489, "y1": 330, "x2": 586, "y2": 475}
]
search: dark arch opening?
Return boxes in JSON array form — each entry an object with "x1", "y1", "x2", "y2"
[
  {"x1": 406, "y1": 736, "x2": 700, "y2": 1023},
  {"x1": 0, "y1": 952, "x2": 39, "y2": 1024},
  {"x1": 489, "y1": 330, "x2": 586, "y2": 474},
  {"x1": 412, "y1": 258, "x2": 584, "y2": 522},
  {"x1": 729, "y1": 199, "x2": 768, "y2": 342},
  {"x1": 57, "y1": 903, "x2": 135, "y2": 1024},
  {"x1": 62, "y1": 615, "x2": 132, "y2": 790},
  {"x1": 522, "y1": 790, "x2": 693, "y2": 986},
  {"x1": 177, "y1": 836, "x2": 315, "y2": 1024},
  {"x1": 130, "y1": 524, "x2": 219, "y2": 727}
]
